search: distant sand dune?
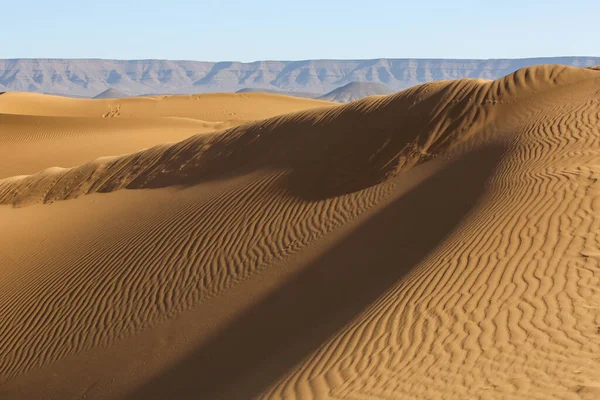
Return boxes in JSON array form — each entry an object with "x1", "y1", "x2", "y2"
[
  {"x1": 318, "y1": 81, "x2": 395, "y2": 103},
  {"x1": 0, "y1": 91, "x2": 333, "y2": 120},
  {"x1": 0, "y1": 114, "x2": 228, "y2": 179},
  {"x1": 0, "y1": 75, "x2": 496, "y2": 206},
  {"x1": 0, "y1": 92, "x2": 333, "y2": 179},
  {"x1": 1, "y1": 65, "x2": 600, "y2": 399}
]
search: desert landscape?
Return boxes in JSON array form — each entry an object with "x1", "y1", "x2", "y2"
[
  {"x1": 3, "y1": 57, "x2": 600, "y2": 97},
  {"x1": 0, "y1": 63, "x2": 599, "y2": 399}
]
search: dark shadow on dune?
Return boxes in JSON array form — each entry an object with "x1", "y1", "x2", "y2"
[
  {"x1": 120, "y1": 81, "x2": 482, "y2": 202},
  {"x1": 126, "y1": 144, "x2": 504, "y2": 399}
]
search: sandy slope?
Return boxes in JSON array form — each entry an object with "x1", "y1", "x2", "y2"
[
  {"x1": 0, "y1": 114, "x2": 225, "y2": 179},
  {"x1": 0, "y1": 91, "x2": 333, "y2": 119},
  {"x1": 1, "y1": 65, "x2": 600, "y2": 399},
  {"x1": 0, "y1": 92, "x2": 333, "y2": 178}
]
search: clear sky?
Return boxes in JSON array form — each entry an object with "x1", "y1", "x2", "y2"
[{"x1": 2, "y1": 0, "x2": 598, "y2": 61}]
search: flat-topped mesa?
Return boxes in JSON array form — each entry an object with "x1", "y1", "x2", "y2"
[
  {"x1": 1, "y1": 64, "x2": 599, "y2": 207},
  {"x1": 318, "y1": 82, "x2": 395, "y2": 103}
]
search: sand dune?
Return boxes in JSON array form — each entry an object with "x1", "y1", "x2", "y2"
[
  {"x1": 0, "y1": 113, "x2": 226, "y2": 179},
  {"x1": 0, "y1": 92, "x2": 333, "y2": 178},
  {"x1": 318, "y1": 81, "x2": 395, "y2": 103},
  {"x1": 236, "y1": 87, "x2": 321, "y2": 99},
  {"x1": 0, "y1": 91, "x2": 333, "y2": 119},
  {"x1": 1, "y1": 65, "x2": 600, "y2": 399}
]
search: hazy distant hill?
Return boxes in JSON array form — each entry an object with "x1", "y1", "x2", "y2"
[
  {"x1": 94, "y1": 88, "x2": 129, "y2": 99},
  {"x1": 318, "y1": 82, "x2": 394, "y2": 103},
  {"x1": 1, "y1": 57, "x2": 599, "y2": 97}
]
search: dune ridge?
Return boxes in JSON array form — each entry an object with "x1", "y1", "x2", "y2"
[
  {"x1": 0, "y1": 114, "x2": 232, "y2": 179},
  {"x1": 260, "y1": 65, "x2": 600, "y2": 400},
  {"x1": 1, "y1": 64, "x2": 600, "y2": 399},
  {"x1": 1, "y1": 65, "x2": 597, "y2": 207},
  {"x1": 0, "y1": 77, "x2": 488, "y2": 206},
  {"x1": 318, "y1": 81, "x2": 395, "y2": 103},
  {"x1": 0, "y1": 92, "x2": 333, "y2": 179},
  {"x1": 0, "y1": 91, "x2": 334, "y2": 119}
]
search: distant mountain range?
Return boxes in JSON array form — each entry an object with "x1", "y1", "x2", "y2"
[
  {"x1": 235, "y1": 87, "x2": 320, "y2": 99},
  {"x1": 1, "y1": 57, "x2": 599, "y2": 98}
]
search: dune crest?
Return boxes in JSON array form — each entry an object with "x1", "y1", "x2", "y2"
[
  {"x1": 2, "y1": 65, "x2": 598, "y2": 207},
  {"x1": 0, "y1": 92, "x2": 332, "y2": 180}
]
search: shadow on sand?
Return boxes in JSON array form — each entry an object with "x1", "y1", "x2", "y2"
[{"x1": 127, "y1": 144, "x2": 505, "y2": 399}]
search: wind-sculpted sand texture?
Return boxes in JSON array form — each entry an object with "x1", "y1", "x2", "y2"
[
  {"x1": 1, "y1": 65, "x2": 600, "y2": 399},
  {"x1": 0, "y1": 114, "x2": 229, "y2": 179},
  {"x1": 0, "y1": 92, "x2": 333, "y2": 178}
]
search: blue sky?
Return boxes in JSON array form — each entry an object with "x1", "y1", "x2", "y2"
[{"x1": 2, "y1": 0, "x2": 598, "y2": 61}]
